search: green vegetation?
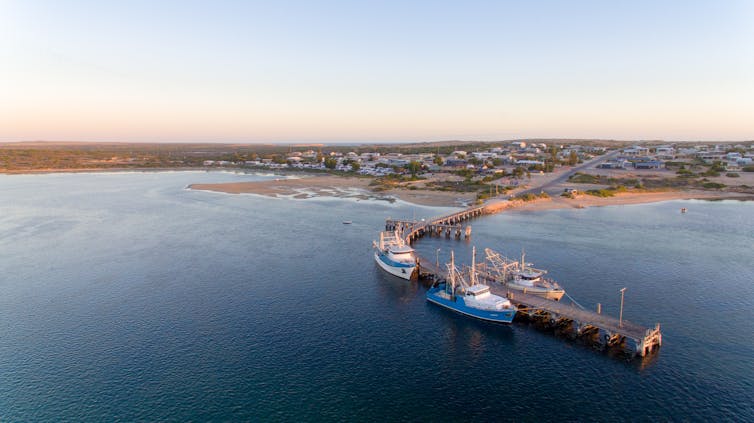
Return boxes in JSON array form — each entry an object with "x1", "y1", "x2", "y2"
[
  {"x1": 323, "y1": 157, "x2": 338, "y2": 169},
  {"x1": 427, "y1": 179, "x2": 486, "y2": 192},
  {"x1": 567, "y1": 150, "x2": 579, "y2": 166},
  {"x1": 569, "y1": 172, "x2": 600, "y2": 183},
  {"x1": 515, "y1": 192, "x2": 550, "y2": 202},
  {"x1": 726, "y1": 172, "x2": 740, "y2": 178},
  {"x1": 702, "y1": 182, "x2": 726, "y2": 189},
  {"x1": 585, "y1": 189, "x2": 616, "y2": 197},
  {"x1": 676, "y1": 168, "x2": 696, "y2": 177},
  {"x1": 743, "y1": 166, "x2": 754, "y2": 172},
  {"x1": 407, "y1": 160, "x2": 423, "y2": 176}
]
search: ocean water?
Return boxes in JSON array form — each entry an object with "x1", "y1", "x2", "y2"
[{"x1": 0, "y1": 172, "x2": 752, "y2": 421}]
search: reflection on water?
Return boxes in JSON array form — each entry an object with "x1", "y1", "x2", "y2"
[{"x1": 0, "y1": 173, "x2": 751, "y2": 421}]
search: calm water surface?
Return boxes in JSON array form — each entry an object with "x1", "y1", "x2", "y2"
[{"x1": 1, "y1": 172, "x2": 752, "y2": 421}]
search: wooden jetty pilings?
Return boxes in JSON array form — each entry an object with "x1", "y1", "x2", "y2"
[
  {"x1": 414, "y1": 253, "x2": 662, "y2": 358},
  {"x1": 385, "y1": 203, "x2": 662, "y2": 358},
  {"x1": 386, "y1": 205, "x2": 484, "y2": 244}
]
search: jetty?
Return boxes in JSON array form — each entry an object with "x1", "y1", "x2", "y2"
[
  {"x1": 384, "y1": 204, "x2": 663, "y2": 358},
  {"x1": 386, "y1": 205, "x2": 485, "y2": 243}
]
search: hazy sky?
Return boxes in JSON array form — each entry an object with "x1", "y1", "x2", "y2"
[{"x1": 1, "y1": 0, "x2": 753, "y2": 143}]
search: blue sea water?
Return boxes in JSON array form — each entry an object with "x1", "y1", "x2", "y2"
[{"x1": 0, "y1": 172, "x2": 752, "y2": 421}]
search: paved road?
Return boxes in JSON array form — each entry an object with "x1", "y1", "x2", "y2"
[{"x1": 517, "y1": 149, "x2": 620, "y2": 196}]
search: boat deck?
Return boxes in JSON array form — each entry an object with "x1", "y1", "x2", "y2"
[{"x1": 416, "y1": 253, "x2": 662, "y2": 357}]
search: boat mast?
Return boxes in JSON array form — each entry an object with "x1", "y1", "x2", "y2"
[
  {"x1": 449, "y1": 251, "x2": 456, "y2": 298},
  {"x1": 470, "y1": 246, "x2": 476, "y2": 285}
]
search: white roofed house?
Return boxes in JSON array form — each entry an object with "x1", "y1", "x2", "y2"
[
  {"x1": 655, "y1": 146, "x2": 676, "y2": 160},
  {"x1": 622, "y1": 146, "x2": 649, "y2": 156}
]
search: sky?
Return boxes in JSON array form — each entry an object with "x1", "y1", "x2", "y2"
[{"x1": 1, "y1": 0, "x2": 753, "y2": 143}]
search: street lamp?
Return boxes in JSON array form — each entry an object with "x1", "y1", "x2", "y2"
[
  {"x1": 619, "y1": 287, "x2": 627, "y2": 328},
  {"x1": 436, "y1": 248, "x2": 441, "y2": 268}
]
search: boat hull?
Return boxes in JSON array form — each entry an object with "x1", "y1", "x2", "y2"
[
  {"x1": 426, "y1": 288, "x2": 516, "y2": 323},
  {"x1": 504, "y1": 283, "x2": 565, "y2": 301},
  {"x1": 374, "y1": 251, "x2": 416, "y2": 280}
]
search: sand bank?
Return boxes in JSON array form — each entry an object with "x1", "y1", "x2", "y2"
[
  {"x1": 190, "y1": 175, "x2": 752, "y2": 210},
  {"x1": 483, "y1": 190, "x2": 754, "y2": 214}
]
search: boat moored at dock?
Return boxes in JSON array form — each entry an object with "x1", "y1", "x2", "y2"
[
  {"x1": 427, "y1": 248, "x2": 516, "y2": 323},
  {"x1": 484, "y1": 248, "x2": 565, "y2": 301},
  {"x1": 373, "y1": 231, "x2": 417, "y2": 280}
]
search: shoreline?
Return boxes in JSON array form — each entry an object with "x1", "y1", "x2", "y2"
[
  {"x1": 5, "y1": 167, "x2": 752, "y2": 210},
  {"x1": 188, "y1": 175, "x2": 754, "y2": 210}
]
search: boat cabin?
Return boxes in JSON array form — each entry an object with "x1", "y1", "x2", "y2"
[
  {"x1": 465, "y1": 284, "x2": 491, "y2": 297},
  {"x1": 389, "y1": 245, "x2": 414, "y2": 255}
]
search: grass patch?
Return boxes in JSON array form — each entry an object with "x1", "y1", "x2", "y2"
[
  {"x1": 569, "y1": 172, "x2": 600, "y2": 183},
  {"x1": 585, "y1": 189, "x2": 616, "y2": 197},
  {"x1": 702, "y1": 182, "x2": 726, "y2": 189},
  {"x1": 515, "y1": 192, "x2": 550, "y2": 202}
]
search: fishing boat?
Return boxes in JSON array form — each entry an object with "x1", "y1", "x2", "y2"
[
  {"x1": 373, "y1": 231, "x2": 417, "y2": 280},
  {"x1": 342, "y1": 220, "x2": 353, "y2": 224},
  {"x1": 484, "y1": 248, "x2": 565, "y2": 301},
  {"x1": 426, "y1": 248, "x2": 516, "y2": 323}
]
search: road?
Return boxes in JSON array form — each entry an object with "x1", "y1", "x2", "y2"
[{"x1": 516, "y1": 149, "x2": 620, "y2": 196}]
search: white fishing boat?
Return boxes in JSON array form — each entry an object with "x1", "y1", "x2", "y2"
[
  {"x1": 373, "y1": 230, "x2": 417, "y2": 280},
  {"x1": 484, "y1": 248, "x2": 565, "y2": 301},
  {"x1": 426, "y1": 247, "x2": 516, "y2": 323}
]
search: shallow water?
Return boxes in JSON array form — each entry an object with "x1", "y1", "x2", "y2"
[{"x1": 1, "y1": 172, "x2": 752, "y2": 421}]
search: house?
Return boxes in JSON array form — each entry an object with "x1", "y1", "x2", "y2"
[
  {"x1": 598, "y1": 159, "x2": 630, "y2": 169},
  {"x1": 633, "y1": 160, "x2": 664, "y2": 169},
  {"x1": 655, "y1": 146, "x2": 676, "y2": 160},
  {"x1": 516, "y1": 160, "x2": 544, "y2": 166},
  {"x1": 444, "y1": 158, "x2": 468, "y2": 167},
  {"x1": 622, "y1": 146, "x2": 650, "y2": 156}
]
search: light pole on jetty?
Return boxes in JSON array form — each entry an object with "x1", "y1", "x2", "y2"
[
  {"x1": 619, "y1": 287, "x2": 627, "y2": 328},
  {"x1": 436, "y1": 248, "x2": 441, "y2": 268}
]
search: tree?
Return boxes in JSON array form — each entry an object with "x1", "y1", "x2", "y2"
[
  {"x1": 324, "y1": 157, "x2": 337, "y2": 169},
  {"x1": 350, "y1": 162, "x2": 360, "y2": 172},
  {"x1": 433, "y1": 155, "x2": 444, "y2": 165},
  {"x1": 407, "y1": 160, "x2": 423, "y2": 176},
  {"x1": 568, "y1": 150, "x2": 579, "y2": 166}
]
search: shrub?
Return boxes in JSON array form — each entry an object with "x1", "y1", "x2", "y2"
[
  {"x1": 726, "y1": 172, "x2": 740, "y2": 178},
  {"x1": 585, "y1": 189, "x2": 616, "y2": 197},
  {"x1": 702, "y1": 182, "x2": 725, "y2": 189},
  {"x1": 569, "y1": 172, "x2": 600, "y2": 183}
]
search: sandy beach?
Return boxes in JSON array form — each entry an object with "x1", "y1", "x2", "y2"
[
  {"x1": 189, "y1": 174, "x2": 753, "y2": 210},
  {"x1": 483, "y1": 190, "x2": 753, "y2": 214}
]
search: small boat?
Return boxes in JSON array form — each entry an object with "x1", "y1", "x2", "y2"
[
  {"x1": 680, "y1": 208, "x2": 687, "y2": 214},
  {"x1": 373, "y1": 231, "x2": 417, "y2": 280},
  {"x1": 426, "y1": 248, "x2": 516, "y2": 323},
  {"x1": 484, "y1": 248, "x2": 565, "y2": 301},
  {"x1": 342, "y1": 220, "x2": 353, "y2": 224}
]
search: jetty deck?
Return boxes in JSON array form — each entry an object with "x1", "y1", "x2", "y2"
[{"x1": 392, "y1": 204, "x2": 662, "y2": 358}]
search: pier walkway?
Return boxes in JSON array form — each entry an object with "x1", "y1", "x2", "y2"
[
  {"x1": 380, "y1": 150, "x2": 662, "y2": 358},
  {"x1": 386, "y1": 205, "x2": 485, "y2": 244},
  {"x1": 413, "y1": 252, "x2": 662, "y2": 358}
]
